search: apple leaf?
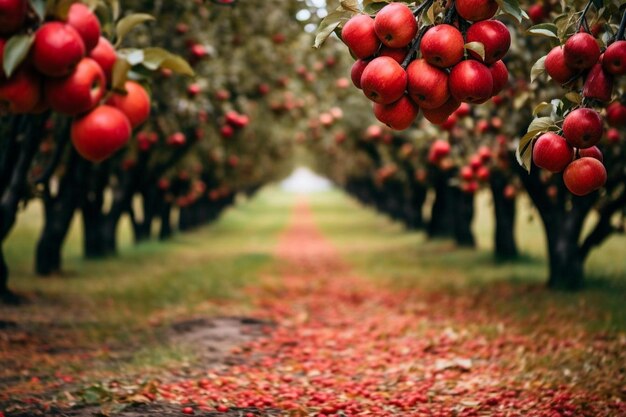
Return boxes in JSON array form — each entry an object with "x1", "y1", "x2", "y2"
[
  {"x1": 111, "y1": 58, "x2": 131, "y2": 91},
  {"x1": 527, "y1": 23, "x2": 559, "y2": 38},
  {"x1": 515, "y1": 133, "x2": 534, "y2": 173},
  {"x1": 54, "y1": 0, "x2": 80, "y2": 20},
  {"x1": 340, "y1": 0, "x2": 360, "y2": 13},
  {"x1": 363, "y1": 0, "x2": 390, "y2": 14},
  {"x1": 564, "y1": 91, "x2": 582, "y2": 104},
  {"x1": 532, "y1": 102, "x2": 552, "y2": 116},
  {"x1": 142, "y1": 47, "x2": 195, "y2": 76},
  {"x1": 495, "y1": 0, "x2": 524, "y2": 24},
  {"x1": 527, "y1": 116, "x2": 557, "y2": 133},
  {"x1": 464, "y1": 42, "x2": 485, "y2": 61},
  {"x1": 3, "y1": 34, "x2": 34, "y2": 78},
  {"x1": 530, "y1": 55, "x2": 546, "y2": 84},
  {"x1": 314, "y1": 9, "x2": 352, "y2": 48},
  {"x1": 29, "y1": 0, "x2": 46, "y2": 21},
  {"x1": 115, "y1": 13, "x2": 154, "y2": 47}
]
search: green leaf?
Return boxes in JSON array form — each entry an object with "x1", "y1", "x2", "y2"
[
  {"x1": 530, "y1": 55, "x2": 546, "y2": 83},
  {"x1": 54, "y1": 0, "x2": 79, "y2": 20},
  {"x1": 527, "y1": 23, "x2": 559, "y2": 38},
  {"x1": 3, "y1": 34, "x2": 34, "y2": 78},
  {"x1": 115, "y1": 13, "x2": 154, "y2": 47},
  {"x1": 496, "y1": 0, "x2": 524, "y2": 23},
  {"x1": 314, "y1": 9, "x2": 352, "y2": 48},
  {"x1": 532, "y1": 102, "x2": 552, "y2": 116},
  {"x1": 527, "y1": 116, "x2": 556, "y2": 133},
  {"x1": 464, "y1": 42, "x2": 485, "y2": 61},
  {"x1": 564, "y1": 91, "x2": 582, "y2": 104},
  {"x1": 516, "y1": 135, "x2": 533, "y2": 173},
  {"x1": 339, "y1": 0, "x2": 360, "y2": 13},
  {"x1": 29, "y1": 0, "x2": 46, "y2": 21},
  {"x1": 142, "y1": 47, "x2": 195, "y2": 76},
  {"x1": 111, "y1": 58, "x2": 131, "y2": 91}
]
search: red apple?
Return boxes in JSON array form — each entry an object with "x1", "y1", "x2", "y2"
[
  {"x1": 220, "y1": 124, "x2": 234, "y2": 138},
  {"x1": 606, "y1": 101, "x2": 626, "y2": 127},
  {"x1": 462, "y1": 181, "x2": 479, "y2": 194},
  {"x1": 106, "y1": 81, "x2": 150, "y2": 129},
  {"x1": 167, "y1": 132, "x2": 186, "y2": 147},
  {"x1": 215, "y1": 89, "x2": 230, "y2": 101},
  {"x1": 0, "y1": 0, "x2": 27, "y2": 35},
  {"x1": 374, "y1": 2, "x2": 417, "y2": 48},
  {"x1": 563, "y1": 32, "x2": 600, "y2": 70},
  {"x1": 190, "y1": 44, "x2": 206, "y2": 59},
  {"x1": 579, "y1": 146, "x2": 603, "y2": 162},
  {"x1": 563, "y1": 157, "x2": 607, "y2": 196},
  {"x1": 0, "y1": 68, "x2": 41, "y2": 113},
  {"x1": 341, "y1": 15, "x2": 380, "y2": 59},
  {"x1": 606, "y1": 128, "x2": 620, "y2": 143},
  {"x1": 465, "y1": 20, "x2": 511, "y2": 64},
  {"x1": 476, "y1": 166, "x2": 490, "y2": 181},
  {"x1": 67, "y1": 3, "x2": 101, "y2": 52},
  {"x1": 187, "y1": 83, "x2": 201, "y2": 97},
  {"x1": 602, "y1": 40, "x2": 626, "y2": 76},
  {"x1": 478, "y1": 146, "x2": 492, "y2": 162},
  {"x1": 454, "y1": 102, "x2": 471, "y2": 118},
  {"x1": 420, "y1": 24, "x2": 464, "y2": 68},
  {"x1": 489, "y1": 60, "x2": 508, "y2": 96},
  {"x1": 449, "y1": 60, "x2": 493, "y2": 104},
  {"x1": 360, "y1": 56, "x2": 407, "y2": 104},
  {"x1": 350, "y1": 59, "x2": 369, "y2": 89},
  {"x1": 406, "y1": 59, "x2": 449, "y2": 109},
  {"x1": 460, "y1": 165, "x2": 474, "y2": 181},
  {"x1": 71, "y1": 105, "x2": 131, "y2": 162},
  {"x1": 532, "y1": 132, "x2": 573, "y2": 173},
  {"x1": 528, "y1": 3, "x2": 549, "y2": 23},
  {"x1": 32, "y1": 22, "x2": 86, "y2": 77},
  {"x1": 455, "y1": 0, "x2": 498, "y2": 21},
  {"x1": 428, "y1": 140, "x2": 451, "y2": 162},
  {"x1": 89, "y1": 37, "x2": 116, "y2": 84},
  {"x1": 373, "y1": 95, "x2": 419, "y2": 130},
  {"x1": 440, "y1": 114, "x2": 457, "y2": 130},
  {"x1": 422, "y1": 97, "x2": 461, "y2": 124},
  {"x1": 544, "y1": 46, "x2": 577, "y2": 84},
  {"x1": 562, "y1": 108, "x2": 603, "y2": 149},
  {"x1": 582, "y1": 62, "x2": 613, "y2": 102},
  {"x1": 44, "y1": 57, "x2": 105, "y2": 115},
  {"x1": 379, "y1": 46, "x2": 407, "y2": 64}
]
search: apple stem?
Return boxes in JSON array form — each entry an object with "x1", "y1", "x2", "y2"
[
  {"x1": 576, "y1": 0, "x2": 594, "y2": 33},
  {"x1": 401, "y1": 26, "x2": 430, "y2": 69}
]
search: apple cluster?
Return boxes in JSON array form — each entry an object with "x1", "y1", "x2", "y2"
[
  {"x1": 533, "y1": 31, "x2": 626, "y2": 196},
  {"x1": 220, "y1": 110, "x2": 250, "y2": 138},
  {"x1": 342, "y1": 0, "x2": 510, "y2": 130},
  {"x1": 0, "y1": 1, "x2": 151, "y2": 162}
]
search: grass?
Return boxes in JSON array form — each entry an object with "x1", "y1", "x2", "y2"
[
  {"x1": 309, "y1": 189, "x2": 626, "y2": 334},
  {"x1": 1, "y1": 187, "x2": 294, "y2": 377}
]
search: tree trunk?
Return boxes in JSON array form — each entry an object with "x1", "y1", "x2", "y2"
[
  {"x1": 547, "y1": 229, "x2": 584, "y2": 290},
  {"x1": 453, "y1": 189, "x2": 475, "y2": 247},
  {"x1": 428, "y1": 169, "x2": 456, "y2": 238},
  {"x1": 490, "y1": 172, "x2": 518, "y2": 260},
  {"x1": 159, "y1": 203, "x2": 173, "y2": 240},
  {"x1": 0, "y1": 246, "x2": 18, "y2": 304},
  {"x1": 82, "y1": 196, "x2": 106, "y2": 258}
]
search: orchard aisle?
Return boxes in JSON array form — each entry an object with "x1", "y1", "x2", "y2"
[{"x1": 154, "y1": 198, "x2": 622, "y2": 417}]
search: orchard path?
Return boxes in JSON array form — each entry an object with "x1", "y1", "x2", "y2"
[{"x1": 153, "y1": 198, "x2": 623, "y2": 417}]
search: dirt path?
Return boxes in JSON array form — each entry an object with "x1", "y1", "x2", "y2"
[{"x1": 4, "y1": 198, "x2": 624, "y2": 416}]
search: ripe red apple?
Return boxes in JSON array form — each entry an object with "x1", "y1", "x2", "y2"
[
  {"x1": 106, "y1": 81, "x2": 151, "y2": 129},
  {"x1": 602, "y1": 41, "x2": 626, "y2": 76},
  {"x1": 360, "y1": 56, "x2": 407, "y2": 104},
  {"x1": 0, "y1": 68, "x2": 41, "y2": 113},
  {"x1": 428, "y1": 140, "x2": 451, "y2": 163},
  {"x1": 44, "y1": 57, "x2": 105, "y2": 115},
  {"x1": 562, "y1": 108, "x2": 603, "y2": 149},
  {"x1": 454, "y1": 102, "x2": 471, "y2": 118},
  {"x1": 190, "y1": 44, "x2": 207, "y2": 59},
  {"x1": 460, "y1": 165, "x2": 474, "y2": 181},
  {"x1": 406, "y1": 59, "x2": 449, "y2": 109},
  {"x1": 187, "y1": 83, "x2": 201, "y2": 97},
  {"x1": 582, "y1": 62, "x2": 613, "y2": 102},
  {"x1": 341, "y1": 15, "x2": 380, "y2": 59},
  {"x1": 215, "y1": 89, "x2": 230, "y2": 101},
  {"x1": 350, "y1": 59, "x2": 369, "y2": 89},
  {"x1": 532, "y1": 132, "x2": 573, "y2": 173},
  {"x1": 67, "y1": 3, "x2": 101, "y2": 52},
  {"x1": 374, "y1": 2, "x2": 417, "y2": 48},
  {"x1": 462, "y1": 181, "x2": 479, "y2": 194},
  {"x1": 563, "y1": 157, "x2": 607, "y2": 196},
  {"x1": 167, "y1": 132, "x2": 186, "y2": 147},
  {"x1": 606, "y1": 101, "x2": 626, "y2": 127},
  {"x1": 225, "y1": 111, "x2": 249, "y2": 128},
  {"x1": 478, "y1": 146, "x2": 492, "y2": 162},
  {"x1": 373, "y1": 95, "x2": 419, "y2": 130},
  {"x1": 476, "y1": 166, "x2": 490, "y2": 182},
  {"x1": 420, "y1": 24, "x2": 464, "y2": 68},
  {"x1": 449, "y1": 60, "x2": 493, "y2": 104},
  {"x1": 89, "y1": 37, "x2": 116, "y2": 84},
  {"x1": 379, "y1": 46, "x2": 407, "y2": 64},
  {"x1": 422, "y1": 97, "x2": 461, "y2": 124},
  {"x1": 579, "y1": 146, "x2": 603, "y2": 162},
  {"x1": 544, "y1": 46, "x2": 577, "y2": 84},
  {"x1": 258, "y1": 83, "x2": 270, "y2": 95},
  {"x1": 0, "y1": 0, "x2": 27, "y2": 35},
  {"x1": 33, "y1": 22, "x2": 86, "y2": 77},
  {"x1": 528, "y1": 3, "x2": 550, "y2": 23},
  {"x1": 563, "y1": 32, "x2": 600, "y2": 70},
  {"x1": 606, "y1": 128, "x2": 620, "y2": 143},
  {"x1": 220, "y1": 124, "x2": 234, "y2": 138},
  {"x1": 71, "y1": 105, "x2": 131, "y2": 162},
  {"x1": 465, "y1": 20, "x2": 511, "y2": 64},
  {"x1": 455, "y1": 0, "x2": 499, "y2": 21},
  {"x1": 489, "y1": 60, "x2": 508, "y2": 96}
]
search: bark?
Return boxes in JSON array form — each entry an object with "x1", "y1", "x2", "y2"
[
  {"x1": 490, "y1": 171, "x2": 518, "y2": 260},
  {"x1": 159, "y1": 202, "x2": 173, "y2": 240},
  {"x1": 428, "y1": 169, "x2": 456, "y2": 238},
  {"x1": 453, "y1": 189, "x2": 475, "y2": 247}
]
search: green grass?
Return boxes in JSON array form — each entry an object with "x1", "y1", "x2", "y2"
[{"x1": 309, "y1": 189, "x2": 626, "y2": 333}]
